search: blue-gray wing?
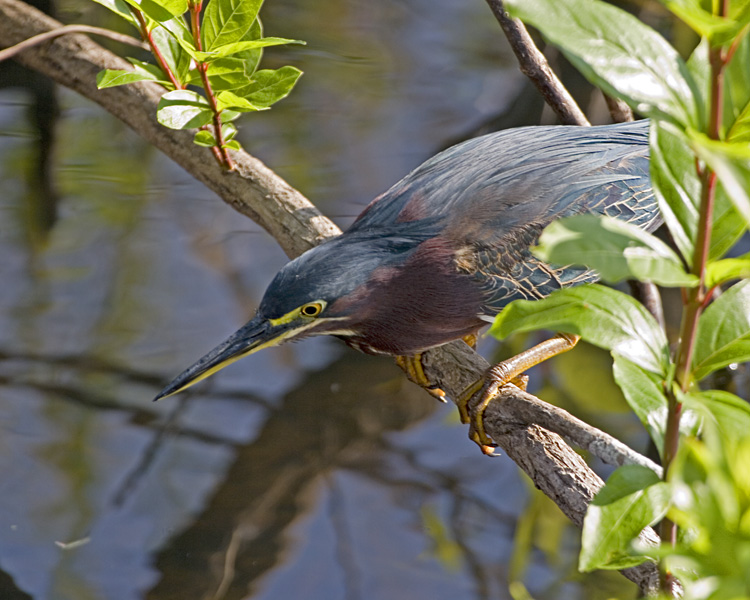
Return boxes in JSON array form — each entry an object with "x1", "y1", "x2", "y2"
[{"x1": 349, "y1": 120, "x2": 659, "y2": 314}]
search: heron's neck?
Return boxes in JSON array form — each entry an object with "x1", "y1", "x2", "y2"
[{"x1": 339, "y1": 238, "x2": 485, "y2": 355}]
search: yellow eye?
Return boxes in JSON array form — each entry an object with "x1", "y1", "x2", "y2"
[{"x1": 300, "y1": 302, "x2": 324, "y2": 317}]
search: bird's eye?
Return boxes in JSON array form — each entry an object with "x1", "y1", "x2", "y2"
[{"x1": 300, "y1": 302, "x2": 324, "y2": 317}]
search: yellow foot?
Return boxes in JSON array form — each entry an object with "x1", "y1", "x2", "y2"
[
  {"x1": 462, "y1": 333, "x2": 479, "y2": 350},
  {"x1": 458, "y1": 333, "x2": 579, "y2": 455},
  {"x1": 395, "y1": 354, "x2": 447, "y2": 402},
  {"x1": 465, "y1": 373, "x2": 529, "y2": 455}
]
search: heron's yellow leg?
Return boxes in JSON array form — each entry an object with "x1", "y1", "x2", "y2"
[
  {"x1": 395, "y1": 354, "x2": 447, "y2": 402},
  {"x1": 395, "y1": 335, "x2": 478, "y2": 402},
  {"x1": 460, "y1": 333, "x2": 580, "y2": 455}
]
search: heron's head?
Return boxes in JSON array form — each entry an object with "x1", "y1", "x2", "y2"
[{"x1": 154, "y1": 232, "x2": 429, "y2": 400}]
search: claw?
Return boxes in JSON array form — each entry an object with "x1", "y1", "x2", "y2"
[
  {"x1": 457, "y1": 377, "x2": 484, "y2": 423},
  {"x1": 458, "y1": 333, "x2": 580, "y2": 455},
  {"x1": 395, "y1": 354, "x2": 447, "y2": 402}
]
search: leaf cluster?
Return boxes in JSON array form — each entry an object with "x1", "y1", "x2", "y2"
[
  {"x1": 92, "y1": 0, "x2": 303, "y2": 158},
  {"x1": 497, "y1": 0, "x2": 750, "y2": 593}
]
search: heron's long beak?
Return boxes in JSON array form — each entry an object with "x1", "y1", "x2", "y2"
[{"x1": 154, "y1": 316, "x2": 302, "y2": 401}]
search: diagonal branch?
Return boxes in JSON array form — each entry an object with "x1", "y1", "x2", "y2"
[
  {"x1": 0, "y1": 0, "x2": 660, "y2": 593},
  {"x1": 484, "y1": 0, "x2": 589, "y2": 126}
]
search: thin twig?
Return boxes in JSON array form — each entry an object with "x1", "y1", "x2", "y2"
[
  {"x1": 605, "y1": 94, "x2": 635, "y2": 123},
  {"x1": 484, "y1": 0, "x2": 589, "y2": 126},
  {"x1": 0, "y1": 24, "x2": 148, "y2": 62},
  {"x1": 629, "y1": 281, "x2": 666, "y2": 332}
]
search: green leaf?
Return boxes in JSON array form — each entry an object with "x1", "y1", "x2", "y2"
[
  {"x1": 724, "y1": 32, "x2": 750, "y2": 142},
  {"x1": 198, "y1": 36, "x2": 304, "y2": 61},
  {"x1": 215, "y1": 90, "x2": 264, "y2": 112},
  {"x1": 202, "y1": 0, "x2": 262, "y2": 51},
  {"x1": 119, "y1": 0, "x2": 186, "y2": 22},
  {"x1": 651, "y1": 121, "x2": 747, "y2": 266},
  {"x1": 156, "y1": 90, "x2": 213, "y2": 129},
  {"x1": 660, "y1": 0, "x2": 750, "y2": 44},
  {"x1": 89, "y1": 0, "x2": 138, "y2": 26},
  {"x1": 150, "y1": 0, "x2": 187, "y2": 17},
  {"x1": 150, "y1": 18, "x2": 194, "y2": 84},
  {"x1": 705, "y1": 254, "x2": 750, "y2": 288},
  {"x1": 534, "y1": 214, "x2": 697, "y2": 287},
  {"x1": 220, "y1": 109, "x2": 241, "y2": 123},
  {"x1": 126, "y1": 57, "x2": 169, "y2": 79},
  {"x1": 650, "y1": 121, "x2": 700, "y2": 265},
  {"x1": 580, "y1": 465, "x2": 670, "y2": 571},
  {"x1": 206, "y1": 59, "x2": 250, "y2": 91},
  {"x1": 691, "y1": 134, "x2": 750, "y2": 230},
  {"x1": 221, "y1": 121, "x2": 237, "y2": 140},
  {"x1": 231, "y1": 66, "x2": 302, "y2": 108},
  {"x1": 505, "y1": 0, "x2": 700, "y2": 127},
  {"x1": 729, "y1": 103, "x2": 750, "y2": 143},
  {"x1": 223, "y1": 139, "x2": 242, "y2": 150},
  {"x1": 193, "y1": 130, "x2": 216, "y2": 147},
  {"x1": 682, "y1": 389, "x2": 750, "y2": 441},
  {"x1": 96, "y1": 68, "x2": 159, "y2": 89},
  {"x1": 612, "y1": 354, "x2": 669, "y2": 451},
  {"x1": 191, "y1": 16, "x2": 263, "y2": 71},
  {"x1": 490, "y1": 284, "x2": 670, "y2": 376},
  {"x1": 692, "y1": 280, "x2": 750, "y2": 380}
]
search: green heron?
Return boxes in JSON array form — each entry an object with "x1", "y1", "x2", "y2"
[{"x1": 155, "y1": 119, "x2": 659, "y2": 451}]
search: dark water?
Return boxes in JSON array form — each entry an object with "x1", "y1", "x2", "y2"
[{"x1": 0, "y1": 1, "x2": 653, "y2": 599}]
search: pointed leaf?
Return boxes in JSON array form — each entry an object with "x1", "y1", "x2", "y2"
[
  {"x1": 200, "y1": 37, "x2": 304, "y2": 61},
  {"x1": 650, "y1": 120, "x2": 700, "y2": 264},
  {"x1": 535, "y1": 214, "x2": 697, "y2": 287},
  {"x1": 96, "y1": 68, "x2": 159, "y2": 89},
  {"x1": 505, "y1": 0, "x2": 700, "y2": 127},
  {"x1": 612, "y1": 354, "x2": 669, "y2": 451},
  {"x1": 693, "y1": 280, "x2": 750, "y2": 380},
  {"x1": 89, "y1": 0, "x2": 138, "y2": 26},
  {"x1": 660, "y1": 0, "x2": 750, "y2": 44},
  {"x1": 232, "y1": 66, "x2": 302, "y2": 108},
  {"x1": 220, "y1": 109, "x2": 241, "y2": 123},
  {"x1": 580, "y1": 465, "x2": 670, "y2": 571},
  {"x1": 156, "y1": 90, "x2": 213, "y2": 129},
  {"x1": 187, "y1": 58, "x2": 250, "y2": 91},
  {"x1": 691, "y1": 134, "x2": 750, "y2": 230},
  {"x1": 724, "y1": 32, "x2": 750, "y2": 142},
  {"x1": 202, "y1": 0, "x2": 262, "y2": 51},
  {"x1": 682, "y1": 389, "x2": 750, "y2": 441},
  {"x1": 221, "y1": 121, "x2": 237, "y2": 141},
  {"x1": 215, "y1": 90, "x2": 263, "y2": 112},
  {"x1": 651, "y1": 121, "x2": 747, "y2": 266},
  {"x1": 146, "y1": 0, "x2": 187, "y2": 18},
  {"x1": 119, "y1": 0, "x2": 187, "y2": 22},
  {"x1": 705, "y1": 254, "x2": 750, "y2": 288},
  {"x1": 490, "y1": 284, "x2": 670, "y2": 375},
  {"x1": 193, "y1": 130, "x2": 216, "y2": 147},
  {"x1": 151, "y1": 18, "x2": 194, "y2": 84}
]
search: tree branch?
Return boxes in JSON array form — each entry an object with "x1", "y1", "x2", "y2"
[
  {"x1": 484, "y1": 0, "x2": 589, "y2": 126},
  {"x1": 0, "y1": 0, "x2": 660, "y2": 592},
  {"x1": 0, "y1": 23, "x2": 148, "y2": 61}
]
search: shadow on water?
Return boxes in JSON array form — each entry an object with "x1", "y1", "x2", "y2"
[{"x1": 149, "y1": 352, "x2": 436, "y2": 600}]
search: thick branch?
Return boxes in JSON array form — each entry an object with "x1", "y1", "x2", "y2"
[
  {"x1": 0, "y1": 0, "x2": 660, "y2": 592},
  {"x1": 420, "y1": 343, "x2": 660, "y2": 592}
]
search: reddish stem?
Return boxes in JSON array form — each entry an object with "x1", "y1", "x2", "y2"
[
  {"x1": 189, "y1": 2, "x2": 234, "y2": 170},
  {"x1": 131, "y1": 9, "x2": 182, "y2": 90},
  {"x1": 659, "y1": 15, "x2": 729, "y2": 596}
]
